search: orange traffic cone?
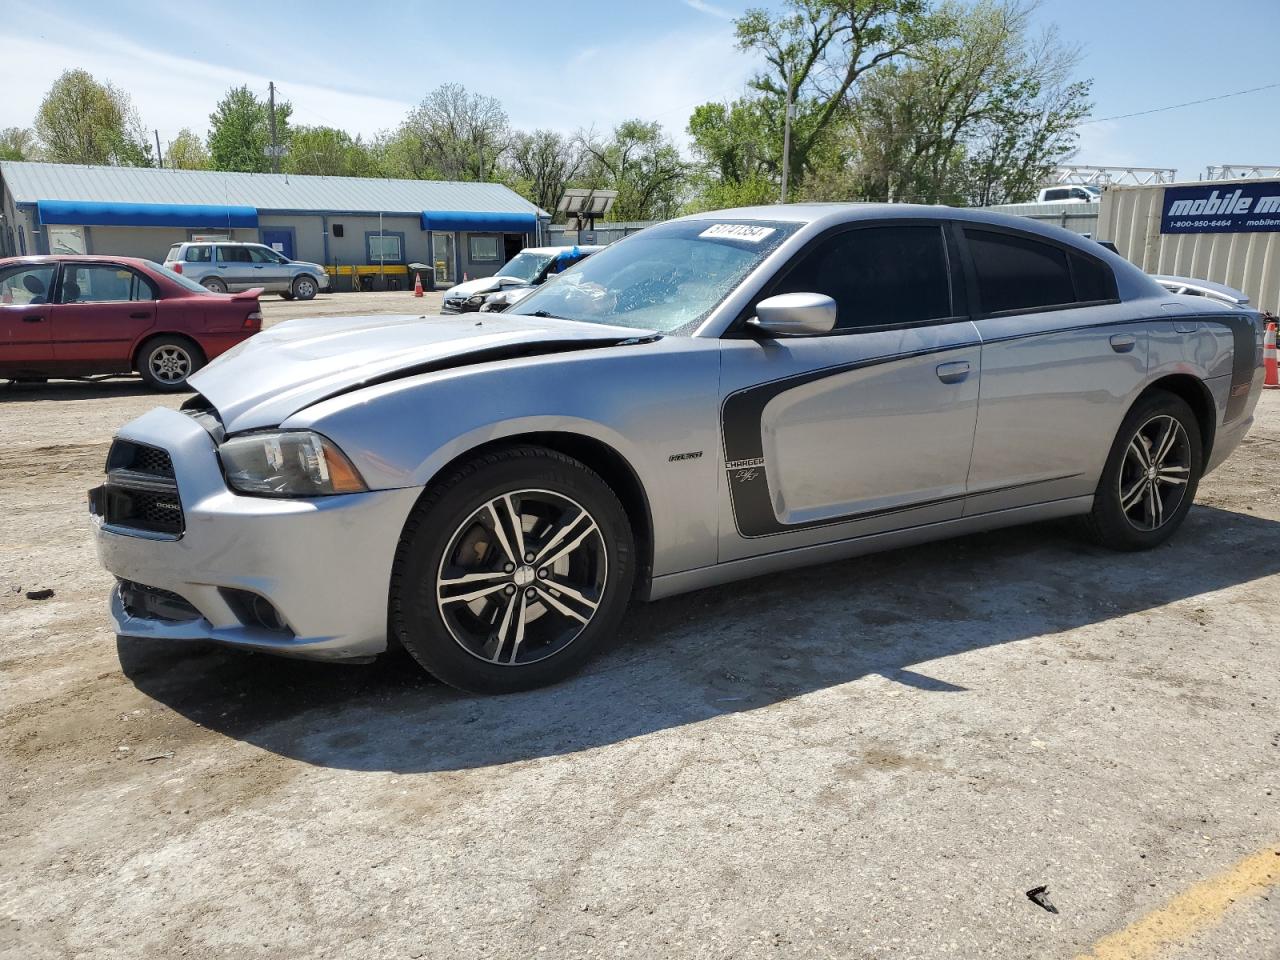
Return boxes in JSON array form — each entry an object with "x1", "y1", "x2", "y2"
[
  {"x1": 1264, "y1": 320, "x2": 1278, "y2": 390},
  {"x1": 463, "y1": 272, "x2": 469, "y2": 282},
  {"x1": 413, "y1": 272, "x2": 423, "y2": 298}
]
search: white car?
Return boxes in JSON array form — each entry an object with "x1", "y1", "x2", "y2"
[{"x1": 1037, "y1": 185, "x2": 1102, "y2": 204}]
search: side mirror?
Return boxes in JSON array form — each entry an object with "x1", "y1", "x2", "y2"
[{"x1": 748, "y1": 292, "x2": 837, "y2": 336}]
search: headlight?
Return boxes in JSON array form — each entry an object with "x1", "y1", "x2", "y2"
[
  {"x1": 464, "y1": 294, "x2": 486, "y2": 307},
  {"x1": 218, "y1": 431, "x2": 368, "y2": 497}
]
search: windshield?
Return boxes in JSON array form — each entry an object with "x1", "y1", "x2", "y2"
[
  {"x1": 496, "y1": 251, "x2": 553, "y2": 283},
  {"x1": 506, "y1": 220, "x2": 799, "y2": 333},
  {"x1": 148, "y1": 260, "x2": 219, "y2": 294}
]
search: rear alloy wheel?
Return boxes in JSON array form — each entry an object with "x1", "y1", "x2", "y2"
[
  {"x1": 292, "y1": 275, "x2": 318, "y2": 301},
  {"x1": 201, "y1": 277, "x2": 228, "y2": 294},
  {"x1": 391, "y1": 447, "x2": 635, "y2": 693},
  {"x1": 1086, "y1": 390, "x2": 1202, "y2": 550},
  {"x1": 137, "y1": 336, "x2": 204, "y2": 392}
]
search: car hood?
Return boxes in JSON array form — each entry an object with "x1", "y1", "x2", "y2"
[
  {"x1": 443, "y1": 276, "x2": 524, "y2": 298},
  {"x1": 187, "y1": 312, "x2": 655, "y2": 432}
]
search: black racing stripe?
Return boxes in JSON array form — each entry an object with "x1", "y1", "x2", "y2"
[
  {"x1": 1195, "y1": 314, "x2": 1260, "y2": 423},
  {"x1": 720, "y1": 342, "x2": 974, "y2": 464}
]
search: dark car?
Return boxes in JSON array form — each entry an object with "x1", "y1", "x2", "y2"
[{"x1": 0, "y1": 255, "x2": 263, "y2": 391}]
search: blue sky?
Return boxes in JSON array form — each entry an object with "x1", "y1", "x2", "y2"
[{"x1": 3, "y1": 0, "x2": 1278, "y2": 181}]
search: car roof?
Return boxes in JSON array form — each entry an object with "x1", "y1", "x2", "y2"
[
  {"x1": 177, "y1": 240, "x2": 264, "y2": 246},
  {"x1": 0, "y1": 254, "x2": 156, "y2": 267}
]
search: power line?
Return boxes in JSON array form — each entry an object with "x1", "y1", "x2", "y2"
[{"x1": 1081, "y1": 81, "x2": 1280, "y2": 125}]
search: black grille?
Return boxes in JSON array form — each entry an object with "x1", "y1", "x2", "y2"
[
  {"x1": 100, "y1": 440, "x2": 184, "y2": 537},
  {"x1": 106, "y1": 440, "x2": 174, "y2": 478},
  {"x1": 118, "y1": 580, "x2": 200, "y2": 621}
]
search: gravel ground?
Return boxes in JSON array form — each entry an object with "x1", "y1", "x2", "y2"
[{"x1": 1, "y1": 314, "x2": 1277, "y2": 958}]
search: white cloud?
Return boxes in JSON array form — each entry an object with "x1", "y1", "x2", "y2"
[
  {"x1": 684, "y1": 0, "x2": 735, "y2": 19},
  {"x1": 0, "y1": 5, "x2": 754, "y2": 156}
]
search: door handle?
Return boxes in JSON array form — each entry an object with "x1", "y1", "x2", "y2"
[
  {"x1": 935, "y1": 360, "x2": 970, "y2": 383},
  {"x1": 1173, "y1": 320, "x2": 1199, "y2": 334},
  {"x1": 1109, "y1": 334, "x2": 1136, "y2": 353},
  {"x1": 130, "y1": 311, "x2": 152, "y2": 319},
  {"x1": 22, "y1": 314, "x2": 44, "y2": 323}
]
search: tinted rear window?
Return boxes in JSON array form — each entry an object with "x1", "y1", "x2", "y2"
[
  {"x1": 185, "y1": 245, "x2": 211, "y2": 262},
  {"x1": 770, "y1": 224, "x2": 953, "y2": 329},
  {"x1": 1070, "y1": 252, "x2": 1116, "y2": 302},
  {"x1": 965, "y1": 229, "x2": 1075, "y2": 314}
]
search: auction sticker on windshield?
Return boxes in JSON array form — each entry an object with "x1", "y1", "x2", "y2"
[{"x1": 699, "y1": 224, "x2": 776, "y2": 243}]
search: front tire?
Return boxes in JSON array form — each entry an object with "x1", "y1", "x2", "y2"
[
  {"x1": 390, "y1": 446, "x2": 636, "y2": 693},
  {"x1": 136, "y1": 335, "x2": 204, "y2": 392},
  {"x1": 1086, "y1": 389, "x2": 1202, "y2": 550},
  {"x1": 292, "y1": 275, "x2": 318, "y2": 301}
]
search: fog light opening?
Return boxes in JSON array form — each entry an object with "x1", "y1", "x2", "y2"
[{"x1": 220, "y1": 588, "x2": 293, "y2": 635}]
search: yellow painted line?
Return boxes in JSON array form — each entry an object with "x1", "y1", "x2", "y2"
[{"x1": 1076, "y1": 844, "x2": 1280, "y2": 959}]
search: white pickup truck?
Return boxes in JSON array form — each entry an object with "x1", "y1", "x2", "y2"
[{"x1": 1036, "y1": 184, "x2": 1103, "y2": 203}]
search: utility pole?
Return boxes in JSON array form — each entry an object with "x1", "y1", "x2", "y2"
[
  {"x1": 155, "y1": 130, "x2": 163, "y2": 168},
  {"x1": 268, "y1": 81, "x2": 280, "y2": 174},
  {"x1": 780, "y1": 65, "x2": 794, "y2": 204}
]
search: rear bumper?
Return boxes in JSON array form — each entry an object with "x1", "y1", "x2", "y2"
[{"x1": 91, "y1": 407, "x2": 421, "y2": 660}]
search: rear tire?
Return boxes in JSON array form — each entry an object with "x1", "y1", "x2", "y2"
[
  {"x1": 136, "y1": 335, "x2": 204, "y2": 392},
  {"x1": 201, "y1": 277, "x2": 228, "y2": 294},
  {"x1": 1086, "y1": 390, "x2": 1202, "y2": 550},
  {"x1": 390, "y1": 446, "x2": 636, "y2": 694}
]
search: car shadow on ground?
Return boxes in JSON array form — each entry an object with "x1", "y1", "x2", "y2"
[
  {"x1": 117, "y1": 504, "x2": 1280, "y2": 774},
  {"x1": 0, "y1": 377, "x2": 174, "y2": 402}
]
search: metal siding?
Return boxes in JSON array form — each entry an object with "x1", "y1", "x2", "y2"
[
  {"x1": 1097, "y1": 180, "x2": 1280, "y2": 314},
  {"x1": 0, "y1": 160, "x2": 547, "y2": 218}
]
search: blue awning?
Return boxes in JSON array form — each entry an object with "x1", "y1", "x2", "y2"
[
  {"x1": 420, "y1": 210, "x2": 537, "y2": 233},
  {"x1": 37, "y1": 199, "x2": 259, "y2": 229}
]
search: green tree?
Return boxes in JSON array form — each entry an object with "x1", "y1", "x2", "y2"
[
  {"x1": 164, "y1": 128, "x2": 210, "y2": 170},
  {"x1": 34, "y1": 69, "x2": 152, "y2": 166},
  {"x1": 284, "y1": 126, "x2": 377, "y2": 177},
  {"x1": 502, "y1": 129, "x2": 585, "y2": 214},
  {"x1": 579, "y1": 120, "x2": 687, "y2": 221},
  {"x1": 389, "y1": 83, "x2": 508, "y2": 181},
  {"x1": 0, "y1": 127, "x2": 39, "y2": 161},
  {"x1": 686, "y1": 0, "x2": 932, "y2": 203},
  {"x1": 851, "y1": 0, "x2": 1090, "y2": 204},
  {"x1": 207, "y1": 85, "x2": 292, "y2": 173}
]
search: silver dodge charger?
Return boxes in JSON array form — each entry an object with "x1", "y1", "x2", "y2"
[{"x1": 91, "y1": 204, "x2": 1266, "y2": 693}]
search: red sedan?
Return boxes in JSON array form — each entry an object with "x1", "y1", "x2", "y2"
[{"x1": 0, "y1": 255, "x2": 262, "y2": 391}]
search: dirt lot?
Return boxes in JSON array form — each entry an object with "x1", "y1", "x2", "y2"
[{"x1": 2, "y1": 302, "x2": 1278, "y2": 958}]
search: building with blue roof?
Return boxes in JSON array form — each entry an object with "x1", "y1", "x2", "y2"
[{"x1": 0, "y1": 161, "x2": 550, "y2": 289}]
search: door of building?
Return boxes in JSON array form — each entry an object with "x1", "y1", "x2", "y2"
[{"x1": 261, "y1": 229, "x2": 295, "y2": 260}]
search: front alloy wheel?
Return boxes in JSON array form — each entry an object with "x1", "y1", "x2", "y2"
[
  {"x1": 436, "y1": 490, "x2": 606, "y2": 666},
  {"x1": 391, "y1": 446, "x2": 635, "y2": 693}
]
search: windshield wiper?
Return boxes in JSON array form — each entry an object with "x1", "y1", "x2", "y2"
[{"x1": 529, "y1": 310, "x2": 566, "y2": 320}]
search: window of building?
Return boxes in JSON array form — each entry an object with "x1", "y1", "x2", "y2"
[
  {"x1": 964, "y1": 229, "x2": 1076, "y2": 314},
  {"x1": 47, "y1": 225, "x2": 86, "y2": 255},
  {"x1": 0, "y1": 263, "x2": 56, "y2": 305},
  {"x1": 469, "y1": 235, "x2": 501, "y2": 262},
  {"x1": 59, "y1": 265, "x2": 154, "y2": 303},
  {"x1": 367, "y1": 234, "x2": 403, "y2": 263},
  {"x1": 768, "y1": 224, "x2": 953, "y2": 330}
]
